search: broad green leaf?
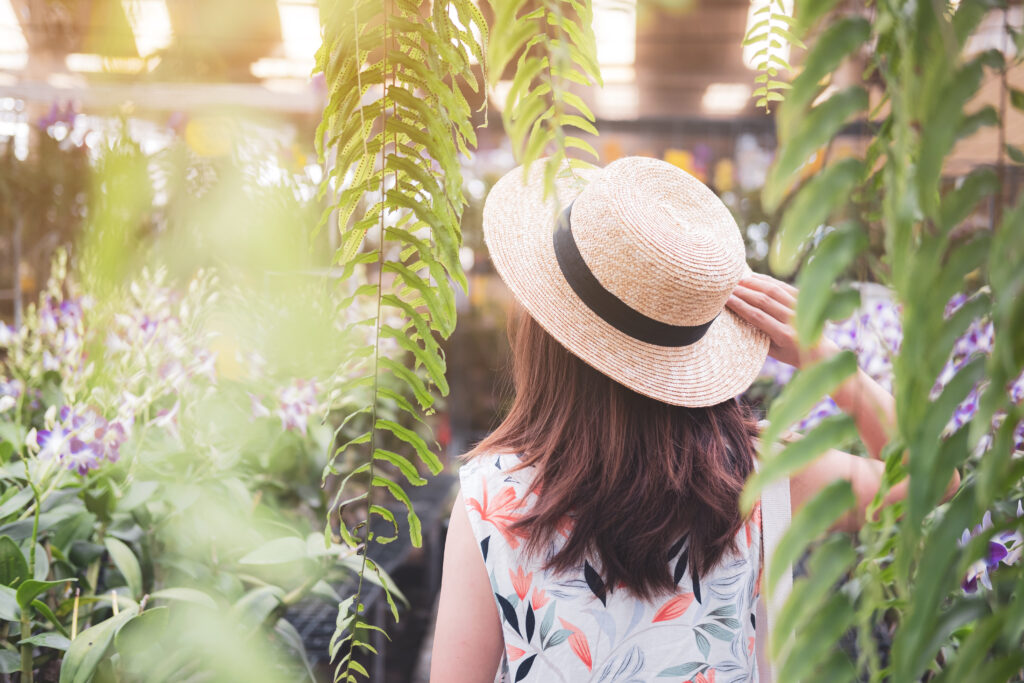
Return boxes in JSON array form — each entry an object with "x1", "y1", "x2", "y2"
[
  {"x1": 773, "y1": 535, "x2": 856, "y2": 656},
  {"x1": 104, "y1": 537, "x2": 142, "y2": 599},
  {"x1": 760, "y1": 351, "x2": 858, "y2": 450},
  {"x1": 764, "y1": 88, "x2": 868, "y2": 211},
  {"x1": 743, "y1": 415, "x2": 858, "y2": 510},
  {"x1": 114, "y1": 606, "x2": 169, "y2": 667},
  {"x1": 794, "y1": 223, "x2": 868, "y2": 345},
  {"x1": 0, "y1": 535, "x2": 28, "y2": 587},
  {"x1": 779, "y1": 17, "x2": 870, "y2": 139},
  {"x1": 230, "y1": 586, "x2": 284, "y2": 628},
  {"x1": 0, "y1": 650, "x2": 18, "y2": 674},
  {"x1": 778, "y1": 592, "x2": 854, "y2": 681},
  {"x1": 0, "y1": 488, "x2": 33, "y2": 520},
  {"x1": 18, "y1": 631, "x2": 70, "y2": 651},
  {"x1": 771, "y1": 158, "x2": 864, "y2": 275},
  {"x1": 59, "y1": 606, "x2": 139, "y2": 683},
  {"x1": 0, "y1": 585, "x2": 18, "y2": 620},
  {"x1": 148, "y1": 587, "x2": 217, "y2": 610},
  {"x1": 17, "y1": 578, "x2": 74, "y2": 610},
  {"x1": 238, "y1": 536, "x2": 309, "y2": 565},
  {"x1": 768, "y1": 480, "x2": 854, "y2": 591}
]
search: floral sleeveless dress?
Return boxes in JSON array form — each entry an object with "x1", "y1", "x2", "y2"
[{"x1": 459, "y1": 453, "x2": 763, "y2": 683}]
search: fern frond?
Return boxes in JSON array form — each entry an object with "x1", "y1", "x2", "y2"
[
  {"x1": 489, "y1": 0, "x2": 602, "y2": 194},
  {"x1": 315, "y1": 0, "x2": 485, "y2": 679},
  {"x1": 743, "y1": 0, "x2": 801, "y2": 113}
]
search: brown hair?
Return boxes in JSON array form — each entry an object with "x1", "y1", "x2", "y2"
[{"x1": 467, "y1": 309, "x2": 758, "y2": 600}]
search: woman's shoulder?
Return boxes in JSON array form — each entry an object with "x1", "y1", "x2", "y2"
[{"x1": 459, "y1": 452, "x2": 531, "y2": 483}]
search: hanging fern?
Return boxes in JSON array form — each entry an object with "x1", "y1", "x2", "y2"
[
  {"x1": 742, "y1": 0, "x2": 803, "y2": 112},
  {"x1": 314, "y1": 0, "x2": 486, "y2": 679},
  {"x1": 314, "y1": 0, "x2": 602, "y2": 679},
  {"x1": 488, "y1": 0, "x2": 602, "y2": 187}
]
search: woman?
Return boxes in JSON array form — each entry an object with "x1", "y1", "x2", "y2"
[{"x1": 430, "y1": 157, "x2": 957, "y2": 682}]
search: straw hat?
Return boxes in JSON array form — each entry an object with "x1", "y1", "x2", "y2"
[{"x1": 482, "y1": 156, "x2": 769, "y2": 408}]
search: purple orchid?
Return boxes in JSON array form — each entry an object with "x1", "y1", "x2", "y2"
[
  {"x1": 961, "y1": 503, "x2": 1024, "y2": 593},
  {"x1": 276, "y1": 379, "x2": 320, "y2": 433},
  {"x1": 31, "y1": 405, "x2": 128, "y2": 475}
]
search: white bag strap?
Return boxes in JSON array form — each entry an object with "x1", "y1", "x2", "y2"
[{"x1": 754, "y1": 463, "x2": 793, "y2": 683}]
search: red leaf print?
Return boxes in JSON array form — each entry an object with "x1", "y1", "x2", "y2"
[
  {"x1": 652, "y1": 593, "x2": 695, "y2": 622},
  {"x1": 558, "y1": 617, "x2": 579, "y2": 633},
  {"x1": 691, "y1": 668, "x2": 716, "y2": 683},
  {"x1": 510, "y1": 566, "x2": 533, "y2": 600},
  {"x1": 507, "y1": 644, "x2": 526, "y2": 661},
  {"x1": 568, "y1": 632, "x2": 592, "y2": 671},
  {"x1": 465, "y1": 477, "x2": 529, "y2": 548},
  {"x1": 531, "y1": 587, "x2": 550, "y2": 611}
]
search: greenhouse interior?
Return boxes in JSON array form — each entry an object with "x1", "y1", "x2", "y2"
[{"x1": 0, "y1": 0, "x2": 1023, "y2": 681}]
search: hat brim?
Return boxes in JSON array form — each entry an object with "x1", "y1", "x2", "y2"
[{"x1": 482, "y1": 160, "x2": 770, "y2": 408}]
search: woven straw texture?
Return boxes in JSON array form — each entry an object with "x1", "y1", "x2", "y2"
[{"x1": 482, "y1": 156, "x2": 769, "y2": 408}]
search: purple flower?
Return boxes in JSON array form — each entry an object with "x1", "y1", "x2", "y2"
[
  {"x1": 36, "y1": 425, "x2": 72, "y2": 463},
  {"x1": 65, "y1": 438, "x2": 101, "y2": 476},
  {"x1": 759, "y1": 357, "x2": 795, "y2": 385},
  {"x1": 961, "y1": 504, "x2": 1023, "y2": 593},
  {"x1": 944, "y1": 386, "x2": 981, "y2": 437},
  {"x1": 796, "y1": 397, "x2": 840, "y2": 431},
  {"x1": 249, "y1": 393, "x2": 271, "y2": 420},
  {"x1": 276, "y1": 379, "x2": 319, "y2": 433},
  {"x1": 945, "y1": 293, "x2": 968, "y2": 319},
  {"x1": 32, "y1": 405, "x2": 126, "y2": 475},
  {"x1": 1009, "y1": 370, "x2": 1024, "y2": 405},
  {"x1": 153, "y1": 401, "x2": 180, "y2": 440}
]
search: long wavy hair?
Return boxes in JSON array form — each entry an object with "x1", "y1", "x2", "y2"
[{"x1": 467, "y1": 308, "x2": 759, "y2": 599}]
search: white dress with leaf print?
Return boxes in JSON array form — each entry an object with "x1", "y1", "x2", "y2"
[{"x1": 460, "y1": 453, "x2": 762, "y2": 683}]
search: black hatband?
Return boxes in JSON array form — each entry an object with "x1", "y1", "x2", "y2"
[{"x1": 552, "y1": 201, "x2": 717, "y2": 347}]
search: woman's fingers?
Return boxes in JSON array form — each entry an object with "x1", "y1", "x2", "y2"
[
  {"x1": 742, "y1": 273, "x2": 797, "y2": 308},
  {"x1": 726, "y1": 290, "x2": 793, "y2": 343},
  {"x1": 731, "y1": 281, "x2": 794, "y2": 325}
]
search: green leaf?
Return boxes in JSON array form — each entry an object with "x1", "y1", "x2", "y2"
[
  {"x1": 18, "y1": 631, "x2": 70, "y2": 651},
  {"x1": 743, "y1": 415, "x2": 858, "y2": 511},
  {"x1": 104, "y1": 537, "x2": 142, "y2": 599},
  {"x1": 149, "y1": 587, "x2": 217, "y2": 610},
  {"x1": 238, "y1": 537, "x2": 309, "y2": 565},
  {"x1": 773, "y1": 535, "x2": 856, "y2": 656},
  {"x1": 1010, "y1": 87, "x2": 1024, "y2": 112},
  {"x1": 778, "y1": 591, "x2": 854, "y2": 680},
  {"x1": 230, "y1": 586, "x2": 284, "y2": 628},
  {"x1": 114, "y1": 606, "x2": 168, "y2": 665},
  {"x1": 0, "y1": 489, "x2": 33, "y2": 520},
  {"x1": 375, "y1": 419, "x2": 442, "y2": 475},
  {"x1": 794, "y1": 223, "x2": 868, "y2": 345},
  {"x1": 1007, "y1": 144, "x2": 1024, "y2": 164},
  {"x1": 759, "y1": 350, "x2": 858, "y2": 460},
  {"x1": 764, "y1": 87, "x2": 868, "y2": 211},
  {"x1": 0, "y1": 585, "x2": 18, "y2": 620},
  {"x1": 16, "y1": 578, "x2": 73, "y2": 610},
  {"x1": 32, "y1": 599, "x2": 67, "y2": 636},
  {"x1": 771, "y1": 158, "x2": 864, "y2": 275},
  {"x1": 59, "y1": 606, "x2": 139, "y2": 683},
  {"x1": 0, "y1": 650, "x2": 18, "y2": 674},
  {"x1": 767, "y1": 481, "x2": 854, "y2": 591},
  {"x1": 779, "y1": 17, "x2": 870, "y2": 140},
  {"x1": 0, "y1": 535, "x2": 28, "y2": 587},
  {"x1": 372, "y1": 476, "x2": 423, "y2": 546}
]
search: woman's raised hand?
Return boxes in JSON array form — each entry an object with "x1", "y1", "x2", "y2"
[{"x1": 725, "y1": 272, "x2": 837, "y2": 369}]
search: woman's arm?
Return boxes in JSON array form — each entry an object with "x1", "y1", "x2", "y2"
[
  {"x1": 728, "y1": 273, "x2": 895, "y2": 460},
  {"x1": 726, "y1": 274, "x2": 959, "y2": 530},
  {"x1": 430, "y1": 490, "x2": 504, "y2": 683}
]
